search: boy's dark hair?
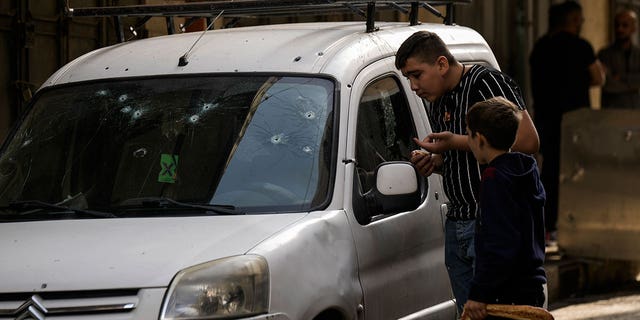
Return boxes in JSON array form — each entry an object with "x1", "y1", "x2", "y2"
[
  {"x1": 395, "y1": 31, "x2": 457, "y2": 70},
  {"x1": 466, "y1": 97, "x2": 522, "y2": 151}
]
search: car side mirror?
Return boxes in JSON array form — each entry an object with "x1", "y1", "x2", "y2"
[{"x1": 354, "y1": 161, "x2": 421, "y2": 224}]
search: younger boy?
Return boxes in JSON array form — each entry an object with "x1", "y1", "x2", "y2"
[{"x1": 461, "y1": 97, "x2": 547, "y2": 320}]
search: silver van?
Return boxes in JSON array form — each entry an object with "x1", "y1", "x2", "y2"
[{"x1": 0, "y1": 1, "x2": 500, "y2": 319}]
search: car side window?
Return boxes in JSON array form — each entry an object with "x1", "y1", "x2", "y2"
[{"x1": 355, "y1": 76, "x2": 418, "y2": 193}]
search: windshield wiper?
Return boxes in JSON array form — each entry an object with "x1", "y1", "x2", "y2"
[
  {"x1": 118, "y1": 197, "x2": 244, "y2": 215},
  {"x1": 5, "y1": 200, "x2": 117, "y2": 218}
]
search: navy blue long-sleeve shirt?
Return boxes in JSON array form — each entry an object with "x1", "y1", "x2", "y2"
[{"x1": 468, "y1": 152, "x2": 547, "y2": 304}]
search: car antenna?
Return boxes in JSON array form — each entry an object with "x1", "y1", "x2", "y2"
[{"x1": 178, "y1": 10, "x2": 224, "y2": 67}]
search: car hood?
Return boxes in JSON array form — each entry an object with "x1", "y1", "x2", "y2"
[{"x1": 0, "y1": 214, "x2": 304, "y2": 292}]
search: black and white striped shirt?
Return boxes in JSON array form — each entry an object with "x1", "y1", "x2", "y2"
[{"x1": 426, "y1": 64, "x2": 526, "y2": 220}]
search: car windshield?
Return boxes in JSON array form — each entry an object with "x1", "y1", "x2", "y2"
[{"x1": 0, "y1": 75, "x2": 335, "y2": 218}]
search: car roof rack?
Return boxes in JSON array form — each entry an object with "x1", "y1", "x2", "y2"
[{"x1": 64, "y1": 0, "x2": 472, "y2": 42}]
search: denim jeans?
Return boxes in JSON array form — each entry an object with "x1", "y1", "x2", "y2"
[{"x1": 444, "y1": 218, "x2": 476, "y2": 315}]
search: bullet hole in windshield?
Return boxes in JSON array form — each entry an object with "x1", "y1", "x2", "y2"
[
  {"x1": 95, "y1": 90, "x2": 109, "y2": 97},
  {"x1": 133, "y1": 148, "x2": 148, "y2": 158},
  {"x1": 302, "y1": 111, "x2": 316, "y2": 120},
  {"x1": 202, "y1": 103, "x2": 214, "y2": 111},
  {"x1": 270, "y1": 133, "x2": 287, "y2": 145}
]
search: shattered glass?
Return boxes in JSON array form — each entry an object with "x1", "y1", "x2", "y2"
[{"x1": 0, "y1": 75, "x2": 335, "y2": 217}]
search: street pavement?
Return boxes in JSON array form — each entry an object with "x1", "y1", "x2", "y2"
[{"x1": 550, "y1": 284, "x2": 640, "y2": 320}]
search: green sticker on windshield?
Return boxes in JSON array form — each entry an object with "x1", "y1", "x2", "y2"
[{"x1": 158, "y1": 154, "x2": 178, "y2": 183}]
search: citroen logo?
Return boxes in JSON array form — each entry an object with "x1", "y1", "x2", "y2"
[{"x1": 14, "y1": 295, "x2": 47, "y2": 320}]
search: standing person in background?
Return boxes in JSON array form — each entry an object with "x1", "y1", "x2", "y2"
[
  {"x1": 529, "y1": 0, "x2": 605, "y2": 246},
  {"x1": 599, "y1": 9, "x2": 640, "y2": 108},
  {"x1": 396, "y1": 30, "x2": 539, "y2": 314}
]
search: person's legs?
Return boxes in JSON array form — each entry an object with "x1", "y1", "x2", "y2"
[
  {"x1": 444, "y1": 218, "x2": 476, "y2": 314},
  {"x1": 540, "y1": 118, "x2": 561, "y2": 244},
  {"x1": 541, "y1": 147, "x2": 559, "y2": 244}
]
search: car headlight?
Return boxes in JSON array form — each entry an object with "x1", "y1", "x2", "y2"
[{"x1": 160, "y1": 255, "x2": 269, "y2": 320}]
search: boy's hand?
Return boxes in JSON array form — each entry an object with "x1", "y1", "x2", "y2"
[
  {"x1": 461, "y1": 300, "x2": 488, "y2": 320},
  {"x1": 410, "y1": 150, "x2": 442, "y2": 177}
]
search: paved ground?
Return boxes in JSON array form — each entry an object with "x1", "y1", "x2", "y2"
[{"x1": 550, "y1": 285, "x2": 640, "y2": 320}]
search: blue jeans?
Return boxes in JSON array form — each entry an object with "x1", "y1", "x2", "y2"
[{"x1": 444, "y1": 218, "x2": 476, "y2": 315}]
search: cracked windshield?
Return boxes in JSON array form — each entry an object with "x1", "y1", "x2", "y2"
[{"x1": 0, "y1": 76, "x2": 335, "y2": 217}]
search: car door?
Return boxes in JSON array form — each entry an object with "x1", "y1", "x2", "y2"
[{"x1": 344, "y1": 57, "x2": 456, "y2": 320}]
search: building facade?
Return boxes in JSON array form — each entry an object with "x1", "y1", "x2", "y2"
[{"x1": 0, "y1": 0, "x2": 631, "y2": 142}]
